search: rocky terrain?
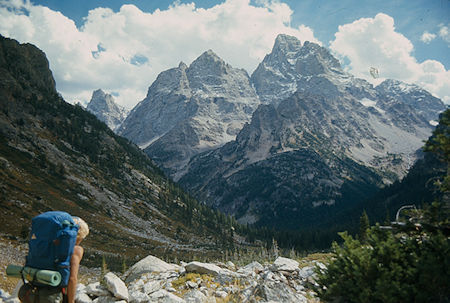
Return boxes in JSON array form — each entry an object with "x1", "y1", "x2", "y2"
[
  {"x1": 0, "y1": 35, "x2": 244, "y2": 261},
  {"x1": 86, "y1": 89, "x2": 129, "y2": 132},
  {"x1": 0, "y1": 253, "x2": 324, "y2": 303},
  {"x1": 117, "y1": 50, "x2": 260, "y2": 179}
]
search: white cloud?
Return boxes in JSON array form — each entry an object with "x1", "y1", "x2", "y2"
[
  {"x1": 330, "y1": 13, "x2": 450, "y2": 104},
  {"x1": 438, "y1": 24, "x2": 450, "y2": 45},
  {"x1": 0, "y1": 0, "x2": 320, "y2": 108},
  {"x1": 420, "y1": 31, "x2": 436, "y2": 44}
]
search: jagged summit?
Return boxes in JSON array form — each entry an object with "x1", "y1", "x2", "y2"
[
  {"x1": 118, "y1": 50, "x2": 260, "y2": 178},
  {"x1": 272, "y1": 34, "x2": 303, "y2": 53},
  {"x1": 86, "y1": 89, "x2": 128, "y2": 131},
  {"x1": 251, "y1": 34, "x2": 349, "y2": 104}
]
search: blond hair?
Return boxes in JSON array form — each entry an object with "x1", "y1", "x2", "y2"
[{"x1": 73, "y1": 217, "x2": 89, "y2": 240}]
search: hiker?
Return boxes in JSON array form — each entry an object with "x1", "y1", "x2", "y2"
[
  {"x1": 67, "y1": 217, "x2": 89, "y2": 303},
  {"x1": 18, "y1": 214, "x2": 89, "y2": 303}
]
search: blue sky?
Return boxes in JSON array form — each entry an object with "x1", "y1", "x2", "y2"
[{"x1": 0, "y1": 0, "x2": 449, "y2": 107}]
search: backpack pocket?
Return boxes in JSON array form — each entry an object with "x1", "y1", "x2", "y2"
[
  {"x1": 27, "y1": 239, "x2": 54, "y2": 268},
  {"x1": 55, "y1": 228, "x2": 78, "y2": 263}
]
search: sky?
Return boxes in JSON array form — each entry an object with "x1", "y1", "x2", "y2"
[{"x1": 0, "y1": 0, "x2": 449, "y2": 108}]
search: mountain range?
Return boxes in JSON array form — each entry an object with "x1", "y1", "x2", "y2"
[
  {"x1": 0, "y1": 35, "x2": 245, "y2": 263},
  {"x1": 94, "y1": 34, "x2": 445, "y2": 229}
]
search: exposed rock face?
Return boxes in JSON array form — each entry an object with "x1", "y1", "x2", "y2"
[
  {"x1": 375, "y1": 79, "x2": 446, "y2": 123},
  {"x1": 177, "y1": 34, "x2": 445, "y2": 228},
  {"x1": 86, "y1": 89, "x2": 129, "y2": 131},
  {"x1": 0, "y1": 35, "x2": 56, "y2": 100},
  {"x1": 117, "y1": 50, "x2": 260, "y2": 179},
  {"x1": 251, "y1": 34, "x2": 371, "y2": 105}
]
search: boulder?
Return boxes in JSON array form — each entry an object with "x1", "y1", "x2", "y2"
[
  {"x1": 143, "y1": 280, "x2": 162, "y2": 294},
  {"x1": 91, "y1": 295, "x2": 117, "y2": 303},
  {"x1": 298, "y1": 266, "x2": 315, "y2": 279},
  {"x1": 226, "y1": 261, "x2": 236, "y2": 271},
  {"x1": 186, "y1": 281, "x2": 198, "y2": 289},
  {"x1": 124, "y1": 255, "x2": 180, "y2": 283},
  {"x1": 104, "y1": 272, "x2": 129, "y2": 301},
  {"x1": 185, "y1": 262, "x2": 223, "y2": 276},
  {"x1": 271, "y1": 257, "x2": 299, "y2": 272},
  {"x1": 77, "y1": 283, "x2": 87, "y2": 294},
  {"x1": 128, "y1": 290, "x2": 150, "y2": 303},
  {"x1": 258, "y1": 281, "x2": 307, "y2": 303},
  {"x1": 183, "y1": 290, "x2": 213, "y2": 303},
  {"x1": 237, "y1": 261, "x2": 264, "y2": 276},
  {"x1": 75, "y1": 293, "x2": 93, "y2": 303},
  {"x1": 149, "y1": 290, "x2": 185, "y2": 303},
  {"x1": 214, "y1": 290, "x2": 227, "y2": 298},
  {"x1": 85, "y1": 282, "x2": 111, "y2": 297}
]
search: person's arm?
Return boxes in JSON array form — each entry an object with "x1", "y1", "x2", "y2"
[{"x1": 67, "y1": 245, "x2": 84, "y2": 303}]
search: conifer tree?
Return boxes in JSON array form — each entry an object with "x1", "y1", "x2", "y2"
[{"x1": 359, "y1": 210, "x2": 370, "y2": 243}]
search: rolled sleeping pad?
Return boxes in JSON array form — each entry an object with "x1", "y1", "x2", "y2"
[{"x1": 6, "y1": 265, "x2": 62, "y2": 287}]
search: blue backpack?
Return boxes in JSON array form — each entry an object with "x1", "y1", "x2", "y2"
[{"x1": 25, "y1": 211, "x2": 79, "y2": 287}]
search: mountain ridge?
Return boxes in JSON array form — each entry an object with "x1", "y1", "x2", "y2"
[{"x1": 0, "y1": 35, "x2": 246, "y2": 262}]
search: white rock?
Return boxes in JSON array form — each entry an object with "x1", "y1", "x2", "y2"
[
  {"x1": 92, "y1": 295, "x2": 117, "y2": 303},
  {"x1": 185, "y1": 262, "x2": 223, "y2": 276},
  {"x1": 75, "y1": 293, "x2": 93, "y2": 303},
  {"x1": 143, "y1": 280, "x2": 162, "y2": 294},
  {"x1": 225, "y1": 261, "x2": 236, "y2": 271},
  {"x1": 214, "y1": 290, "x2": 227, "y2": 298},
  {"x1": 186, "y1": 281, "x2": 198, "y2": 289},
  {"x1": 104, "y1": 272, "x2": 128, "y2": 301},
  {"x1": 237, "y1": 261, "x2": 264, "y2": 276},
  {"x1": 77, "y1": 283, "x2": 87, "y2": 294},
  {"x1": 125, "y1": 255, "x2": 181, "y2": 283},
  {"x1": 298, "y1": 266, "x2": 315, "y2": 279},
  {"x1": 129, "y1": 290, "x2": 150, "y2": 303},
  {"x1": 4, "y1": 299, "x2": 20, "y2": 303},
  {"x1": 271, "y1": 257, "x2": 299, "y2": 272},
  {"x1": 85, "y1": 282, "x2": 111, "y2": 297},
  {"x1": 261, "y1": 281, "x2": 307, "y2": 303},
  {"x1": 0, "y1": 290, "x2": 10, "y2": 300},
  {"x1": 314, "y1": 261, "x2": 327, "y2": 270},
  {"x1": 183, "y1": 290, "x2": 210, "y2": 303},
  {"x1": 149, "y1": 290, "x2": 185, "y2": 303}
]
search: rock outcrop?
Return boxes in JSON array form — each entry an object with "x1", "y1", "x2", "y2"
[{"x1": 70, "y1": 255, "x2": 323, "y2": 303}]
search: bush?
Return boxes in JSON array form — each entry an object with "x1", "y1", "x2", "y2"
[{"x1": 315, "y1": 225, "x2": 449, "y2": 303}]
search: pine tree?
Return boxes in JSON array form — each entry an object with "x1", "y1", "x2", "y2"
[{"x1": 359, "y1": 210, "x2": 370, "y2": 244}]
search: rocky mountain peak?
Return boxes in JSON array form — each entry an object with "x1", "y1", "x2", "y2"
[
  {"x1": 272, "y1": 34, "x2": 303, "y2": 54},
  {"x1": 187, "y1": 49, "x2": 230, "y2": 80},
  {"x1": 86, "y1": 89, "x2": 128, "y2": 131},
  {"x1": 118, "y1": 50, "x2": 260, "y2": 177},
  {"x1": 251, "y1": 34, "x2": 346, "y2": 104}
]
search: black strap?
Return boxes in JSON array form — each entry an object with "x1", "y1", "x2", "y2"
[{"x1": 20, "y1": 267, "x2": 26, "y2": 286}]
